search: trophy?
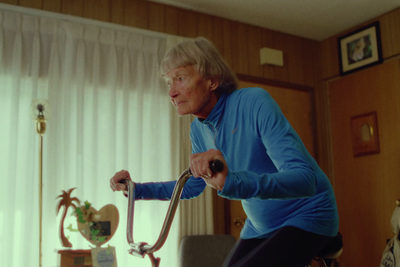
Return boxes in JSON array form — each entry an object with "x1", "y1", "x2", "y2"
[{"x1": 57, "y1": 188, "x2": 119, "y2": 267}]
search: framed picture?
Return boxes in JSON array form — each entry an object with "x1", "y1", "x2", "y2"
[
  {"x1": 350, "y1": 111, "x2": 380, "y2": 157},
  {"x1": 338, "y1": 21, "x2": 383, "y2": 76}
]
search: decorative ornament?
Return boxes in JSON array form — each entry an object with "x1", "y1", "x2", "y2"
[
  {"x1": 57, "y1": 188, "x2": 80, "y2": 247},
  {"x1": 56, "y1": 188, "x2": 119, "y2": 248},
  {"x1": 75, "y1": 203, "x2": 119, "y2": 247}
]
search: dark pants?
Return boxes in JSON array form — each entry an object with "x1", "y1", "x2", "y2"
[{"x1": 222, "y1": 226, "x2": 333, "y2": 267}]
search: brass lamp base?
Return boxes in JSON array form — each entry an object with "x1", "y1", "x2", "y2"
[{"x1": 36, "y1": 116, "x2": 46, "y2": 136}]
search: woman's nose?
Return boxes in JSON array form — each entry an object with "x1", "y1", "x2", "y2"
[{"x1": 169, "y1": 84, "x2": 178, "y2": 98}]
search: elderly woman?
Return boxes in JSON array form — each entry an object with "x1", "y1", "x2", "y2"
[{"x1": 110, "y1": 37, "x2": 339, "y2": 267}]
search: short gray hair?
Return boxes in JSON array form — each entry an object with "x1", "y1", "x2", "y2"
[{"x1": 160, "y1": 37, "x2": 238, "y2": 95}]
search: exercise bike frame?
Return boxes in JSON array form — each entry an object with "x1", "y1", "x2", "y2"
[{"x1": 124, "y1": 161, "x2": 223, "y2": 267}]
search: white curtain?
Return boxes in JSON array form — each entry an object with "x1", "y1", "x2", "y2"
[
  {"x1": 177, "y1": 118, "x2": 215, "y2": 236},
  {"x1": 0, "y1": 5, "x2": 198, "y2": 267}
]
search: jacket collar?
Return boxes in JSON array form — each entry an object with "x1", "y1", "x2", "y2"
[{"x1": 198, "y1": 93, "x2": 228, "y2": 127}]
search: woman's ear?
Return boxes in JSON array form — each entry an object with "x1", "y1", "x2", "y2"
[{"x1": 208, "y1": 78, "x2": 219, "y2": 91}]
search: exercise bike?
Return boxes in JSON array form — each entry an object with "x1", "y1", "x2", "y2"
[{"x1": 123, "y1": 160, "x2": 224, "y2": 267}]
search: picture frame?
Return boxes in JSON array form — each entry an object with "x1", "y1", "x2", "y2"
[
  {"x1": 350, "y1": 111, "x2": 380, "y2": 157},
  {"x1": 338, "y1": 21, "x2": 383, "y2": 76}
]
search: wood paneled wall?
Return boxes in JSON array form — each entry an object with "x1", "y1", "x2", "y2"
[
  {"x1": 317, "y1": 7, "x2": 400, "y2": 266},
  {"x1": 314, "y1": 7, "x2": 400, "y2": 176},
  {"x1": 328, "y1": 59, "x2": 400, "y2": 266},
  {"x1": 319, "y1": 7, "x2": 400, "y2": 80}
]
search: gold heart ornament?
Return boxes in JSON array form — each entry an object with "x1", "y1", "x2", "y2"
[{"x1": 76, "y1": 204, "x2": 119, "y2": 247}]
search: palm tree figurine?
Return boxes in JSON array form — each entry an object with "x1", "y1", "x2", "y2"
[{"x1": 57, "y1": 188, "x2": 80, "y2": 247}]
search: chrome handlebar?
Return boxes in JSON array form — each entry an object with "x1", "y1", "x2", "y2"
[
  {"x1": 125, "y1": 160, "x2": 224, "y2": 267},
  {"x1": 126, "y1": 168, "x2": 192, "y2": 264}
]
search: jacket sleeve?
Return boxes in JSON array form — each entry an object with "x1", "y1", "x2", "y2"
[
  {"x1": 218, "y1": 89, "x2": 318, "y2": 200},
  {"x1": 134, "y1": 176, "x2": 207, "y2": 200}
]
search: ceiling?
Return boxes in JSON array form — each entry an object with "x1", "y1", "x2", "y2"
[{"x1": 147, "y1": 0, "x2": 400, "y2": 41}]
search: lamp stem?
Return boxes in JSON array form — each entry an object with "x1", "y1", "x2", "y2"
[{"x1": 39, "y1": 135, "x2": 43, "y2": 267}]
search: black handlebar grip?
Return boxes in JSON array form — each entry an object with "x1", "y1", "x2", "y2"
[{"x1": 209, "y1": 160, "x2": 224, "y2": 173}]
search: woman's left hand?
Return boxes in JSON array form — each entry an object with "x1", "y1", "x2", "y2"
[{"x1": 190, "y1": 149, "x2": 228, "y2": 191}]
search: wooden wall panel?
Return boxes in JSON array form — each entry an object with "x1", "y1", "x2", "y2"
[
  {"x1": 381, "y1": 8, "x2": 400, "y2": 59},
  {"x1": 83, "y1": 0, "x2": 111, "y2": 22},
  {"x1": 221, "y1": 19, "x2": 234, "y2": 68},
  {"x1": 124, "y1": 0, "x2": 148, "y2": 29},
  {"x1": 147, "y1": 2, "x2": 165, "y2": 33},
  {"x1": 196, "y1": 13, "x2": 213, "y2": 40},
  {"x1": 301, "y1": 38, "x2": 318, "y2": 86},
  {"x1": 318, "y1": 37, "x2": 339, "y2": 79},
  {"x1": 19, "y1": 0, "x2": 42, "y2": 9},
  {"x1": 329, "y1": 59, "x2": 400, "y2": 266},
  {"x1": 231, "y1": 21, "x2": 249, "y2": 75},
  {"x1": 319, "y1": 7, "x2": 400, "y2": 79},
  {"x1": 210, "y1": 16, "x2": 224, "y2": 52},
  {"x1": 1, "y1": 0, "x2": 17, "y2": 4},
  {"x1": 61, "y1": 0, "x2": 84, "y2": 17},
  {"x1": 110, "y1": 0, "x2": 125, "y2": 25},
  {"x1": 247, "y1": 26, "x2": 263, "y2": 78},
  {"x1": 316, "y1": 7, "x2": 400, "y2": 266},
  {"x1": 164, "y1": 6, "x2": 178, "y2": 36},
  {"x1": 317, "y1": 7, "x2": 400, "y2": 176},
  {"x1": 42, "y1": 0, "x2": 61, "y2": 13},
  {"x1": 177, "y1": 8, "x2": 197, "y2": 37},
  {"x1": 287, "y1": 35, "x2": 306, "y2": 84}
]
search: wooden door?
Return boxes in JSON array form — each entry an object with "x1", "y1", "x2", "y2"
[{"x1": 226, "y1": 80, "x2": 315, "y2": 239}]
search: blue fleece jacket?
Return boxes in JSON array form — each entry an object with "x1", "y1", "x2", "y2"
[{"x1": 135, "y1": 87, "x2": 339, "y2": 239}]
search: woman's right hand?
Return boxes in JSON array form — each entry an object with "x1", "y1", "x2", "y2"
[{"x1": 110, "y1": 170, "x2": 131, "y2": 192}]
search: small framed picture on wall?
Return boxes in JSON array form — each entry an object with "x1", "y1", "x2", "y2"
[
  {"x1": 338, "y1": 21, "x2": 383, "y2": 76},
  {"x1": 350, "y1": 111, "x2": 380, "y2": 157}
]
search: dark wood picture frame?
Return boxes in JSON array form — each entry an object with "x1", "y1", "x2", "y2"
[
  {"x1": 338, "y1": 21, "x2": 383, "y2": 76},
  {"x1": 350, "y1": 111, "x2": 380, "y2": 157}
]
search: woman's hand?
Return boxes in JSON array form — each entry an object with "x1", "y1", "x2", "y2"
[
  {"x1": 190, "y1": 149, "x2": 228, "y2": 191},
  {"x1": 110, "y1": 170, "x2": 131, "y2": 192}
]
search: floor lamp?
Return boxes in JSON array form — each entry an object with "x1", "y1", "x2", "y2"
[{"x1": 31, "y1": 99, "x2": 50, "y2": 267}]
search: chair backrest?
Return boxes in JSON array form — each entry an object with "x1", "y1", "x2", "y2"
[{"x1": 179, "y1": 234, "x2": 236, "y2": 267}]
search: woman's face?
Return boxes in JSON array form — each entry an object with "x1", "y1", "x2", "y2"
[{"x1": 165, "y1": 65, "x2": 218, "y2": 119}]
